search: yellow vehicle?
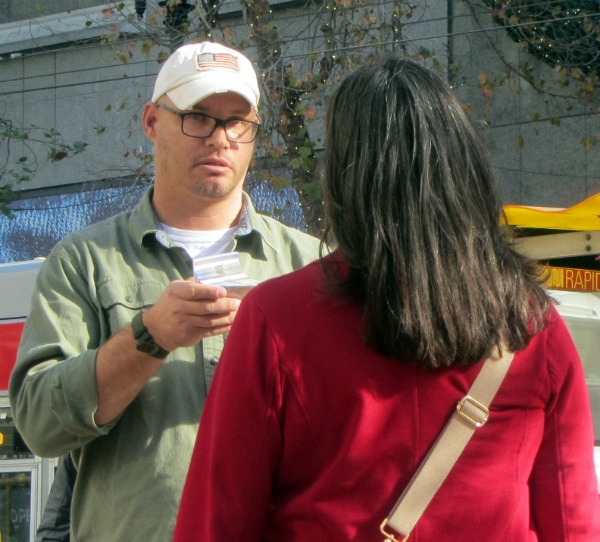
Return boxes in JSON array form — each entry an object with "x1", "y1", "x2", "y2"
[{"x1": 504, "y1": 192, "x2": 600, "y2": 489}]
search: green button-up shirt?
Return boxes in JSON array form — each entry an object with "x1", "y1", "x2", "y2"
[{"x1": 9, "y1": 189, "x2": 320, "y2": 542}]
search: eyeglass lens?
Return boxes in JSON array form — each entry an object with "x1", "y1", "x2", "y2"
[{"x1": 183, "y1": 115, "x2": 257, "y2": 142}]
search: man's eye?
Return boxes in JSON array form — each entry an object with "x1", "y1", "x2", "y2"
[{"x1": 188, "y1": 115, "x2": 213, "y2": 127}]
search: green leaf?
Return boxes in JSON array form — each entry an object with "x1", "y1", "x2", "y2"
[
  {"x1": 48, "y1": 150, "x2": 68, "y2": 162},
  {"x1": 418, "y1": 46, "x2": 431, "y2": 59},
  {"x1": 270, "y1": 176, "x2": 289, "y2": 190},
  {"x1": 581, "y1": 137, "x2": 597, "y2": 150},
  {"x1": 298, "y1": 146, "x2": 312, "y2": 158},
  {"x1": 72, "y1": 142, "x2": 88, "y2": 154},
  {"x1": 302, "y1": 181, "x2": 322, "y2": 199},
  {"x1": 141, "y1": 42, "x2": 153, "y2": 57},
  {"x1": 521, "y1": 63, "x2": 533, "y2": 81}
]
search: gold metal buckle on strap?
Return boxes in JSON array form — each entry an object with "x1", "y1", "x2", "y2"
[
  {"x1": 380, "y1": 519, "x2": 409, "y2": 542},
  {"x1": 456, "y1": 395, "x2": 489, "y2": 428}
]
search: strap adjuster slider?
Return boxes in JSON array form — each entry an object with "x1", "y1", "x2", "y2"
[{"x1": 456, "y1": 395, "x2": 489, "y2": 428}]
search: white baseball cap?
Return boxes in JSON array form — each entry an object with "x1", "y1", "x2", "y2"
[{"x1": 151, "y1": 42, "x2": 260, "y2": 111}]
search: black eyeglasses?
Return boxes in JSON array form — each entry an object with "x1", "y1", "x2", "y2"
[{"x1": 156, "y1": 103, "x2": 260, "y2": 143}]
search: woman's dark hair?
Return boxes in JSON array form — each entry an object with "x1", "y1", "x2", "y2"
[{"x1": 321, "y1": 57, "x2": 549, "y2": 368}]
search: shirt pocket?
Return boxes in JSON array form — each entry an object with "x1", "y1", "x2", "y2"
[{"x1": 97, "y1": 279, "x2": 165, "y2": 333}]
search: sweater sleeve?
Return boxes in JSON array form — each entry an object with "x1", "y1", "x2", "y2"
[
  {"x1": 173, "y1": 291, "x2": 283, "y2": 542},
  {"x1": 529, "y1": 309, "x2": 600, "y2": 540}
]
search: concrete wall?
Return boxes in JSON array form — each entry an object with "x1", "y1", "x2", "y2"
[
  {"x1": 0, "y1": 0, "x2": 448, "y2": 194},
  {"x1": 0, "y1": 1, "x2": 105, "y2": 24},
  {"x1": 0, "y1": 2, "x2": 157, "y2": 191},
  {"x1": 0, "y1": 0, "x2": 597, "y2": 208},
  {"x1": 450, "y1": 0, "x2": 600, "y2": 208}
]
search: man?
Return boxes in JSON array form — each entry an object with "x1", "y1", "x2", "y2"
[
  {"x1": 9, "y1": 41, "x2": 319, "y2": 542},
  {"x1": 35, "y1": 454, "x2": 75, "y2": 542}
]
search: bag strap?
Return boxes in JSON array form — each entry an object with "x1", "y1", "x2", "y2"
[{"x1": 380, "y1": 347, "x2": 515, "y2": 542}]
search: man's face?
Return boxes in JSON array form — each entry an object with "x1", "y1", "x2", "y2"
[{"x1": 144, "y1": 92, "x2": 257, "y2": 202}]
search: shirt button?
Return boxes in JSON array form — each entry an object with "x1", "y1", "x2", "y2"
[
  {"x1": 209, "y1": 357, "x2": 219, "y2": 366},
  {"x1": 126, "y1": 295, "x2": 133, "y2": 302}
]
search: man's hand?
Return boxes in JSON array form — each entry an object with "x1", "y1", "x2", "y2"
[
  {"x1": 142, "y1": 279, "x2": 242, "y2": 352},
  {"x1": 94, "y1": 278, "x2": 242, "y2": 426}
]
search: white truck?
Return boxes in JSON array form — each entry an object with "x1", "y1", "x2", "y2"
[
  {"x1": 0, "y1": 258, "x2": 55, "y2": 542},
  {"x1": 504, "y1": 192, "x2": 600, "y2": 489}
]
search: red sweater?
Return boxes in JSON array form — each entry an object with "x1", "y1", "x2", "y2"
[{"x1": 174, "y1": 258, "x2": 600, "y2": 541}]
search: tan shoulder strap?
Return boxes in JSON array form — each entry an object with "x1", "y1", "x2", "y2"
[{"x1": 380, "y1": 348, "x2": 515, "y2": 542}]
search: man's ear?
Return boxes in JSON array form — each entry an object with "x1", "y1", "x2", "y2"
[{"x1": 142, "y1": 102, "x2": 159, "y2": 142}]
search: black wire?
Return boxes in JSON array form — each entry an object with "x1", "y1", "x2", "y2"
[
  {"x1": 492, "y1": 165, "x2": 597, "y2": 179},
  {"x1": 0, "y1": 2, "x2": 597, "y2": 89},
  {"x1": 7, "y1": 182, "x2": 150, "y2": 213},
  {"x1": 1, "y1": 9, "x2": 598, "y2": 98}
]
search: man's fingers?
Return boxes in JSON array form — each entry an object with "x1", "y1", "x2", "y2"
[
  {"x1": 186, "y1": 310, "x2": 239, "y2": 329},
  {"x1": 168, "y1": 280, "x2": 228, "y2": 301},
  {"x1": 143, "y1": 280, "x2": 242, "y2": 350},
  {"x1": 194, "y1": 297, "x2": 241, "y2": 316},
  {"x1": 203, "y1": 324, "x2": 234, "y2": 337},
  {"x1": 170, "y1": 283, "x2": 242, "y2": 314}
]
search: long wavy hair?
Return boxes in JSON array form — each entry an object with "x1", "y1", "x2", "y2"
[{"x1": 321, "y1": 57, "x2": 549, "y2": 368}]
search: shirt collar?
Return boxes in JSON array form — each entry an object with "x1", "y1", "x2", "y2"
[
  {"x1": 130, "y1": 187, "x2": 160, "y2": 248},
  {"x1": 234, "y1": 193, "x2": 253, "y2": 236},
  {"x1": 237, "y1": 192, "x2": 280, "y2": 255},
  {"x1": 129, "y1": 188, "x2": 277, "y2": 254}
]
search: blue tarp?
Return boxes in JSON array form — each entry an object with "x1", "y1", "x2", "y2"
[{"x1": 0, "y1": 178, "x2": 307, "y2": 263}]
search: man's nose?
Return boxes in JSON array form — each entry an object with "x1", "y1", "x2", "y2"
[{"x1": 205, "y1": 124, "x2": 230, "y2": 148}]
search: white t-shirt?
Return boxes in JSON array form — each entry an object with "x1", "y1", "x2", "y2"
[{"x1": 158, "y1": 222, "x2": 237, "y2": 260}]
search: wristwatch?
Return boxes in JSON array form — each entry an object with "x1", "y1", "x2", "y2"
[{"x1": 131, "y1": 311, "x2": 170, "y2": 359}]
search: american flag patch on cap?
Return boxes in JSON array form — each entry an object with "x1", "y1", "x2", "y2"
[{"x1": 196, "y1": 53, "x2": 240, "y2": 72}]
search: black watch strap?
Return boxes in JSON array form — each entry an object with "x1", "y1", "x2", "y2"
[{"x1": 131, "y1": 311, "x2": 171, "y2": 359}]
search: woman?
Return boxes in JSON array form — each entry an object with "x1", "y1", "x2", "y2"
[{"x1": 173, "y1": 58, "x2": 600, "y2": 541}]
